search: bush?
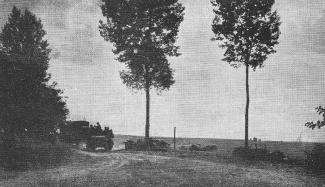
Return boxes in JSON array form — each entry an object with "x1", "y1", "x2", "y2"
[
  {"x1": 188, "y1": 144, "x2": 218, "y2": 152},
  {"x1": 201, "y1": 145, "x2": 218, "y2": 151},
  {"x1": 0, "y1": 141, "x2": 72, "y2": 170},
  {"x1": 305, "y1": 144, "x2": 325, "y2": 172},
  {"x1": 124, "y1": 138, "x2": 170, "y2": 152},
  {"x1": 189, "y1": 144, "x2": 201, "y2": 151},
  {"x1": 148, "y1": 139, "x2": 170, "y2": 151},
  {"x1": 270, "y1": 150, "x2": 285, "y2": 162}
]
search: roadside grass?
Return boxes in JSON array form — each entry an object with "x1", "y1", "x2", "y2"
[
  {"x1": 0, "y1": 141, "x2": 73, "y2": 171},
  {"x1": 138, "y1": 149, "x2": 303, "y2": 169},
  {"x1": 121, "y1": 149, "x2": 325, "y2": 186},
  {"x1": 121, "y1": 148, "x2": 322, "y2": 179}
]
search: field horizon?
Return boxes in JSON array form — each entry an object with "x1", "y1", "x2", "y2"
[
  {"x1": 114, "y1": 134, "x2": 325, "y2": 144},
  {"x1": 113, "y1": 134, "x2": 322, "y2": 160}
]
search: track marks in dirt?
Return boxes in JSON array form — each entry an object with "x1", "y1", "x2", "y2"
[
  {"x1": 1, "y1": 150, "x2": 324, "y2": 186},
  {"x1": 77, "y1": 150, "x2": 171, "y2": 169}
]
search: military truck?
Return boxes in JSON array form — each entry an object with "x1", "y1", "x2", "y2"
[{"x1": 86, "y1": 136, "x2": 113, "y2": 151}]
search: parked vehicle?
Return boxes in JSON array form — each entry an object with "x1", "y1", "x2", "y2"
[{"x1": 86, "y1": 136, "x2": 113, "y2": 151}]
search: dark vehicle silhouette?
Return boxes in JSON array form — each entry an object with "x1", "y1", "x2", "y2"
[{"x1": 86, "y1": 136, "x2": 113, "y2": 151}]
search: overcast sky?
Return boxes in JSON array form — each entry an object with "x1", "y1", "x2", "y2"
[{"x1": 1, "y1": 0, "x2": 325, "y2": 142}]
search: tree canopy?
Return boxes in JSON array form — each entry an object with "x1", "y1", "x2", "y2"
[
  {"x1": 211, "y1": 0, "x2": 280, "y2": 69},
  {"x1": 99, "y1": 0, "x2": 185, "y2": 92},
  {"x1": 0, "y1": 7, "x2": 68, "y2": 141}
]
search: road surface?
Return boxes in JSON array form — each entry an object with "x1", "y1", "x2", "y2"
[{"x1": 0, "y1": 150, "x2": 323, "y2": 186}]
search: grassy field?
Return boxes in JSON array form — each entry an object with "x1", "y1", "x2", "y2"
[
  {"x1": 0, "y1": 135, "x2": 324, "y2": 186},
  {"x1": 113, "y1": 134, "x2": 318, "y2": 159}
]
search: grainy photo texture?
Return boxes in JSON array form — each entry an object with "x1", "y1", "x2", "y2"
[{"x1": 0, "y1": 0, "x2": 325, "y2": 186}]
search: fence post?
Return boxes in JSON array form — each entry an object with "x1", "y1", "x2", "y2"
[{"x1": 174, "y1": 127, "x2": 176, "y2": 150}]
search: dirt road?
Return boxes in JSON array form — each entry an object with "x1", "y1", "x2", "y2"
[{"x1": 0, "y1": 150, "x2": 324, "y2": 186}]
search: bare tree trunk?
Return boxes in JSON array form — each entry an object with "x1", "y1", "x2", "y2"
[
  {"x1": 245, "y1": 64, "x2": 249, "y2": 148},
  {"x1": 145, "y1": 86, "x2": 150, "y2": 139},
  {"x1": 145, "y1": 68, "x2": 150, "y2": 139}
]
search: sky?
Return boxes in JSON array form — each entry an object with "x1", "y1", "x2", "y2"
[{"x1": 1, "y1": 0, "x2": 325, "y2": 142}]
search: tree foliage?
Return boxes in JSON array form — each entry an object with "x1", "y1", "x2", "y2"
[
  {"x1": 1, "y1": 7, "x2": 50, "y2": 84},
  {"x1": 99, "y1": 0, "x2": 184, "y2": 138},
  {"x1": 211, "y1": 0, "x2": 280, "y2": 148},
  {"x1": 211, "y1": 0, "x2": 280, "y2": 69},
  {"x1": 99, "y1": 0, "x2": 185, "y2": 92},
  {"x1": 305, "y1": 106, "x2": 325, "y2": 130},
  {"x1": 0, "y1": 7, "x2": 68, "y2": 141}
]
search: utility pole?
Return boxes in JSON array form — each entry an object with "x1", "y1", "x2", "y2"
[{"x1": 174, "y1": 127, "x2": 176, "y2": 150}]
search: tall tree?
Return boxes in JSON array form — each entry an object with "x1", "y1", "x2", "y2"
[
  {"x1": 211, "y1": 0, "x2": 280, "y2": 148},
  {"x1": 0, "y1": 7, "x2": 68, "y2": 141},
  {"x1": 99, "y1": 0, "x2": 184, "y2": 138}
]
